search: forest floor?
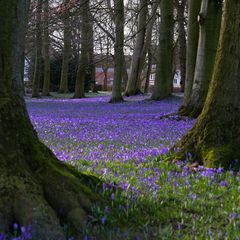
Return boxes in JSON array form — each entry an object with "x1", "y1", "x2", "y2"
[{"x1": 17, "y1": 93, "x2": 240, "y2": 239}]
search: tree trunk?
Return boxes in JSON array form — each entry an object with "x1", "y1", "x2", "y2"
[
  {"x1": 175, "y1": 0, "x2": 187, "y2": 92},
  {"x1": 144, "y1": 48, "x2": 153, "y2": 94},
  {"x1": 181, "y1": 0, "x2": 202, "y2": 107},
  {"x1": 74, "y1": 0, "x2": 90, "y2": 98},
  {"x1": 103, "y1": 67, "x2": 109, "y2": 91},
  {"x1": 109, "y1": 0, "x2": 124, "y2": 103},
  {"x1": 0, "y1": 0, "x2": 103, "y2": 238},
  {"x1": 151, "y1": 0, "x2": 174, "y2": 100},
  {"x1": 180, "y1": 0, "x2": 222, "y2": 117},
  {"x1": 32, "y1": 0, "x2": 43, "y2": 98},
  {"x1": 42, "y1": 0, "x2": 51, "y2": 96},
  {"x1": 87, "y1": 15, "x2": 97, "y2": 93},
  {"x1": 176, "y1": 0, "x2": 240, "y2": 169},
  {"x1": 59, "y1": 0, "x2": 71, "y2": 94},
  {"x1": 122, "y1": 57, "x2": 129, "y2": 90},
  {"x1": 125, "y1": 0, "x2": 148, "y2": 96}
]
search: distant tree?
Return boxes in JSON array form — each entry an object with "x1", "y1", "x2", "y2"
[
  {"x1": 144, "y1": 47, "x2": 153, "y2": 93},
  {"x1": 0, "y1": 0, "x2": 102, "y2": 237},
  {"x1": 180, "y1": 0, "x2": 223, "y2": 117},
  {"x1": 177, "y1": 0, "x2": 240, "y2": 168},
  {"x1": 175, "y1": 0, "x2": 187, "y2": 92},
  {"x1": 109, "y1": 0, "x2": 124, "y2": 103},
  {"x1": 42, "y1": 0, "x2": 51, "y2": 96},
  {"x1": 125, "y1": 0, "x2": 148, "y2": 96},
  {"x1": 74, "y1": 0, "x2": 90, "y2": 98},
  {"x1": 181, "y1": 0, "x2": 201, "y2": 107},
  {"x1": 58, "y1": 0, "x2": 71, "y2": 93},
  {"x1": 125, "y1": 0, "x2": 158, "y2": 96},
  {"x1": 32, "y1": 0, "x2": 43, "y2": 98},
  {"x1": 151, "y1": 0, "x2": 174, "y2": 100}
]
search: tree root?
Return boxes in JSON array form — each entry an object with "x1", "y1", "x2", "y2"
[{"x1": 0, "y1": 144, "x2": 104, "y2": 239}]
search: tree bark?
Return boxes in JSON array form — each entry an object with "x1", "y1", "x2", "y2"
[
  {"x1": 0, "y1": 0, "x2": 102, "y2": 237},
  {"x1": 59, "y1": 0, "x2": 71, "y2": 94},
  {"x1": 109, "y1": 0, "x2": 124, "y2": 103},
  {"x1": 176, "y1": 0, "x2": 240, "y2": 168},
  {"x1": 32, "y1": 0, "x2": 43, "y2": 98},
  {"x1": 181, "y1": 0, "x2": 202, "y2": 107},
  {"x1": 42, "y1": 0, "x2": 51, "y2": 96},
  {"x1": 151, "y1": 0, "x2": 174, "y2": 100},
  {"x1": 180, "y1": 0, "x2": 222, "y2": 117},
  {"x1": 74, "y1": 0, "x2": 90, "y2": 98}
]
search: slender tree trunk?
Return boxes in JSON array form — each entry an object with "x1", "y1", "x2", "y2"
[
  {"x1": 74, "y1": 0, "x2": 90, "y2": 98},
  {"x1": 125, "y1": 0, "x2": 148, "y2": 96},
  {"x1": 181, "y1": 0, "x2": 222, "y2": 117},
  {"x1": 122, "y1": 57, "x2": 129, "y2": 90},
  {"x1": 136, "y1": 2, "x2": 159, "y2": 94},
  {"x1": 32, "y1": 0, "x2": 43, "y2": 98},
  {"x1": 59, "y1": 0, "x2": 71, "y2": 93},
  {"x1": 144, "y1": 48, "x2": 153, "y2": 94},
  {"x1": 151, "y1": 0, "x2": 174, "y2": 100},
  {"x1": 177, "y1": 0, "x2": 240, "y2": 168},
  {"x1": 181, "y1": 0, "x2": 201, "y2": 107},
  {"x1": 103, "y1": 67, "x2": 109, "y2": 91},
  {"x1": 175, "y1": 0, "x2": 187, "y2": 92},
  {"x1": 109, "y1": 0, "x2": 124, "y2": 103},
  {"x1": 87, "y1": 16, "x2": 97, "y2": 92},
  {"x1": 42, "y1": 0, "x2": 51, "y2": 96},
  {"x1": 0, "y1": 1, "x2": 102, "y2": 237}
]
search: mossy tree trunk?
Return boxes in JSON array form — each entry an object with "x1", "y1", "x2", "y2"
[
  {"x1": 176, "y1": 0, "x2": 240, "y2": 168},
  {"x1": 32, "y1": 0, "x2": 43, "y2": 98},
  {"x1": 109, "y1": 0, "x2": 124, "y2": 103},
  {"x1": 58, "y1": 0, "x2": 71, "y2": 94},
  {"x1": 151, "y1": 0, "x2": 174, "y2": 100},
  {"x1": 180, "y1": 0, "x2": 223, "y2": 117},
  {"x1": 74, "y1": 0, "x2": 90, "y2": 98},
  {"x1": 42, "y1": 0, "x2": 51, "y2": 96},
  {"x1": 181, "y1": 0, "x2": 202, "y2": 107},
  {"x1": 0, "y1": 0, "x2": 102, "y2": 238}
]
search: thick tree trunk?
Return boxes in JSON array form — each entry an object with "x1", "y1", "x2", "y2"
[
  {"x1": 59, "y1": 0, "x2": 71, "y2": 94},
  {"x1": 109, "y1": 0, "x2": 124, "y2": 103},
  {"x1": 176, "y1": 0, "x2": 240, "y2": 168},
  {"x1": 74, "y1": 0, "x2": 90, "y2": 98},
  {"x1": 42, "y1": 0, "x2": 51, "y2": 96},
  {"x1": 151, "y1": 0, "x2": 174, "y2": 100},
  {"x1": 32, "y1": 0, "x2": 43, "y2": 98},
  {"x1": 180, "y1": 0, "x2": 222, "y2": 117},
  {"x1": 0, "y1": 0, "x2": 102, "y2": 238},
  {"x1": 125, "y1": 0, "x2": 148, "y2": 96},
  {"x1": 181, "y1": 0, "x2": 201, "y2": 107}
]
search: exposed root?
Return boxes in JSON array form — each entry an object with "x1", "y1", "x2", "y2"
[
  {"x1": 0, "y1": 144, "x2": 104, "y2": 239},
  {"x1": 178, "y1": 105, "x2": 202, "y2": 118}
]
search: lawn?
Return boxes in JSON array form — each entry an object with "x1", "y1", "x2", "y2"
[{"x1": 22, "y1": 94, "x2": 240, "y2": 239}]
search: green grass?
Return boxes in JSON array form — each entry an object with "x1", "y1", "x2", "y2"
[{"x1": 74, "y1": 156, "x2": 240, "y2": 239}]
